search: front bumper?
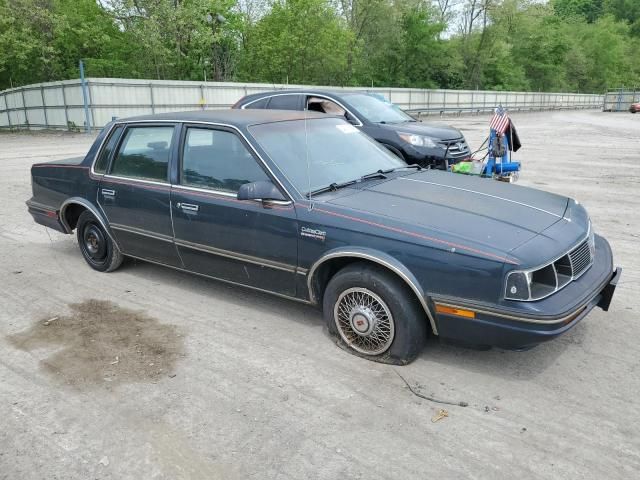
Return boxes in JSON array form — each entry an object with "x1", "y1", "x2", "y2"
[
  {"x1": 432, "y1": 236, "x2": 621, "y2": 350},
  {"x1": 403, "y1": 144, "x2": 470, "y2": 168}
]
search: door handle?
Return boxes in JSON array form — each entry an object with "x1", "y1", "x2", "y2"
[
  {"x1": 101, "y1": 188, "x2": 116, "y2": 197},
  {"x1": 177, "y1": 202, "x2": 199, "y2": 212}
]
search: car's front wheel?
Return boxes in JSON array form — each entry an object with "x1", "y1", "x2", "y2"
[
  {"x1": 323, "y1": 262, "x2": 427, "y2": 364},
  {"x1": 76, "y1": 210, "x2": 123, "y2": 272}
]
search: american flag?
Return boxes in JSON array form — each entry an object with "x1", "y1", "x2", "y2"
[{"x1": 490, "y1": 106, "x2": 510, "y2": 134}]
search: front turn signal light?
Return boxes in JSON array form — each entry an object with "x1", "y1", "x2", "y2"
[{"x1": 435, "y1": 304, "x2": 476, "y2": 319}]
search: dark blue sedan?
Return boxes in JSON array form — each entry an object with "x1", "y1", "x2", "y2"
[{"x1": 26, "y1": 110, "x2": 620, "y2": 364}]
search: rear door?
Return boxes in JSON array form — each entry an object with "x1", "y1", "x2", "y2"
[
  {"x1": 99, "y1": 123, "x2": 181, "y2": 266},
  {"x1": 170, "y1": 124, "x2": 299, "y2": 296}
]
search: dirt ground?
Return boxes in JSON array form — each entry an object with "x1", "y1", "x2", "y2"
[{"x1": 0, "y1": 110, "x2": 638, "y2": 479}]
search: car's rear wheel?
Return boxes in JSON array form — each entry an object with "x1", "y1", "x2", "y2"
[
  {"x1": 322, "y1": 262, "x2": 427, "y2": 364},
  {"x1": 76, "y1": 210, "x2": 123, "y2": 272}
]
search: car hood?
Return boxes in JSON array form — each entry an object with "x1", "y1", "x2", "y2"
[
  {"x1": 379, "y1": 121, "x2": 463, "y2": 140},
  {"x1": 325, "y1": 170, "x2": 570, "y2": 256}
]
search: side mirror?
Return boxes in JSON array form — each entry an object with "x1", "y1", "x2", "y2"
[{"x1": 237, "y1": 181, "x2": 287, "y2": 202}]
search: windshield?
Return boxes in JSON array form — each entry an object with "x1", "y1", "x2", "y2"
[
  {"x1": 345, "y1": 93, "x2": 415, "y2": 124},
  {"x1": 249, "y1": 117, "x2": 405, "y2": 195}
]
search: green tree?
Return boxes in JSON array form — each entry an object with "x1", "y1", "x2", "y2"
[
  {"x1": 552, "y1": 0, "x2": 604, "y2": 22},
  {"x1": 238, "y1": 0, "x2": 354, "y2": 85}
]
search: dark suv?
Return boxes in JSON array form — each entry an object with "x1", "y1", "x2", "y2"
[{"x1": 232, "y1": 90, "x2": 470, "y2": 168}]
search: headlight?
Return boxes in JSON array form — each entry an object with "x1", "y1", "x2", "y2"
[
  {"x1": 398, "y1": 133, "x2": 438, "y2": 148},
  {"x1": 505, "y1": 271, "x2": 531, "y2": 300}
]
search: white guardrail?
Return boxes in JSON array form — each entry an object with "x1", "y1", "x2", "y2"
[{"x1": 0, "y1": 78, "x2": 605, "y2": 131}]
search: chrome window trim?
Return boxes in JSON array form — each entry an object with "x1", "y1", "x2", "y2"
[
  {"x1": 103, "y1": 174, "x2": 171, "y2": 187},
  {"x1": 172, "y1": 184, "x2": 236, "y2": 198},
  {"x1": 90, "y1": 122, "x2": 118, "y2": 177},
  {"x1": 241, "y1": 92, "x2": 364, "y2": 127},
  {"x1": 504, "y1": 222, "x2": 593, "y2": 302},
  {"x1": 307, "y1": 251, "x2": 438, "y2": 335},
  {"x1": 103, "y1": 119, "x2": 296, "y2": 201},
  {"x1": 172, "y1": 185, "x2": 294, "y2": 206}
]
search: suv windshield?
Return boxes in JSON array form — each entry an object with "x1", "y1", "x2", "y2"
[
  {"x1": 345, "y1": 93, "x2": 415, "y2": 124},
  {"x1": 249, "y1": 117, "x2": 404, "y2": 195}
]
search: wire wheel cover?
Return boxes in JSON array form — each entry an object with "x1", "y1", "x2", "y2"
[{"x1": 334, "y1": 287, "x2": 395, "y2": 355}]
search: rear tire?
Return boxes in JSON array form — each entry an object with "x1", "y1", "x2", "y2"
[
  {"x1": 76, "y1": 210, "x2": 123, "y2": 272},
  {"x1": 322, "y1": 262, "x2": 427, "y2": 364}
]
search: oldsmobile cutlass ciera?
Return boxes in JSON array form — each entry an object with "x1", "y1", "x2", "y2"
[{"x1": 27, "y1": 110, "x2": 620, "y2": 364}]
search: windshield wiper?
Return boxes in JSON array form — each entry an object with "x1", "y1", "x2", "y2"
[
  {"x1": 308, "y1": 166, "x2": 421, "y2": 197},
  {"x1": 378, "y1": 165, "x2": 422, "y2": 174},
  {"x1": 360, "y1": 169, "x2": 388, "y2": 181},
  {"x1": 308, "y1": 179, "x2": 357, "y2": 197}
]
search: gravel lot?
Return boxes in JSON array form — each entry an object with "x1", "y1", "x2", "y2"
[{"x1": 1, "y1": 110, "x2": 638, "y2": 479}]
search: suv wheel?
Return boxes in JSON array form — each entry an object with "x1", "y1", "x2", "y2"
[
  {"x1": 76, "y1": 210, "x2": 123, "y2": 272},
  {"x1": 322, "y1": 262, "x2": 427, "y2": 364}
]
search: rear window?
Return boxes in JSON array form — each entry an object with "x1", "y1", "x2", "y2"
[
  {"x1": 110, "y1": 126, "x2": 174, "y2": 182},
  {"x1": 244, "y1": 97, "x2": 269, "y2": 109}
]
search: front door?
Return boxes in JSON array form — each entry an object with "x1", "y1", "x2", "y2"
[
  {"x1": 171, "y1": 125, "x2": 298, "y2": 296},
  {"x1": 99, "y1": 123, "x2": 181, "y2": 266}
]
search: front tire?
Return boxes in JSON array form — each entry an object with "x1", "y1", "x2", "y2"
[
  {"x1": 323, "y1": 263, "x2": 427, "y2": 364},
  {"x1": 76, "y1": 210, "x2": 123, "y2": 272}
]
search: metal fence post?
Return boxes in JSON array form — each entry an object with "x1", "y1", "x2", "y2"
[
  {"x1": 88, "y1": 79, "x2": 96, "y2": 131},
  {"x1": 79, "y1": 60, "x2": 92, "y2": 132},
  {"x1": 61, "y1": 83, "x2": 70, "y2": 129},
  {"x1": 200, "y1": 84, "x2": 206, "y2": 110},
  {"x1": 3, "y1": 92, "x2": 12, "y2": 129},
  {"x1": 149, "y1": 83, "x2": 156, "y2": 114},
  {"x1": 40, "y1": 85, "x2": 48, "y2": 128},
  {"x1": 20, "y1": 88, "x2": 27, "y2": 128}
]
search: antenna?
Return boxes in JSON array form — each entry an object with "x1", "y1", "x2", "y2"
[{"x1": 304, "y1": 98, "x2": 313, "y2": 211}]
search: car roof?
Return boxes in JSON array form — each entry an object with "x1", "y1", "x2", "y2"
[
  {"x1": 118, "y1": 109, "x2": 331, "y2": 126},
  {"x1": 239, "y1": 89, "x2": 368, "y2": 103}
]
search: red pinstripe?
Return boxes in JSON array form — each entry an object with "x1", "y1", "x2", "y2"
[{"x1": 298, "y1": 203, "x2": 518, "y2": 265}]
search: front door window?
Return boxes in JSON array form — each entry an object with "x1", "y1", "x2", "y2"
[{"x1": 181, "y1": 127, "x2": 270, "y2": 192}]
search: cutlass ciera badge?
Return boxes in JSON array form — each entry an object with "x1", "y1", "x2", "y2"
[{"x1": 300, "y1": 226, "x2": 326, "y2": 242}]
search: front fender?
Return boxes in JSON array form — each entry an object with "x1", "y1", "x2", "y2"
[{"x1": 307, "y1": 246, "x2": 438, "y2": 335}]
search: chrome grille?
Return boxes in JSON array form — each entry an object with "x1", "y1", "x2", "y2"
[
  {"x1": 568, "y1": 239, "x2": 592, "y2": 278},
  {"x1": 439, "y1": 138, "x2": 470, "y2": 159},
  {"x1": 505, "y1": 229, "x2": 595, "y2": 301}
]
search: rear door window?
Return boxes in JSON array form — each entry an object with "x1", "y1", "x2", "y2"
[
  {"x1": 267, "y1": 94, "x2": 302, "y2": 111},
  {"x1": 110, "y1": 126, "x2": 174, "y2": 182}
]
